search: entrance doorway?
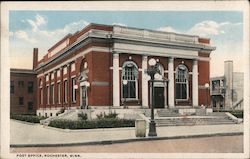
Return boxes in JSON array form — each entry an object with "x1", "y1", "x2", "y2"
[{"x1": 154, "y1": 87, "x2": 165, "y2": 108}]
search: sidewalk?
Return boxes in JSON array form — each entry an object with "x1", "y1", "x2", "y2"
[{"x1": 10, "y1": 119, "x2": 243, "y2": 147}]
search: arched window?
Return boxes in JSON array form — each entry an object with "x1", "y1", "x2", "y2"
[
  {"x1": 122, "y1": 61, "x2": 138, "y2": 99},
  {"x1": 175, "y1": 64, "x2": 189, "y2": 100}
]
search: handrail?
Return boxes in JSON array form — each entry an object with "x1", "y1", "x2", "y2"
[{"x1": 232, "y1": 99, "x2": 244, "y2": 110}]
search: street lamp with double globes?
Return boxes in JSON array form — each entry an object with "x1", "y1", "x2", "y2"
[
  {"x1": 147, "y1": 58, "x2": 160, "y2": 137},
  {"x1": 205, "y1": 83, "x2": 210, "y2": 107}
]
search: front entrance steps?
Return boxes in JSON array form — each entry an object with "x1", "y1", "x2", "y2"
[
  {"x1": 40, "y1": 109, "x2": 76, "y2": 125},
  {"x1": 154, "y1": 115, "x2": 237, "y2": 127},
  {"x1": 39, "y1": 107, "x2": 242, "y2": 127}
]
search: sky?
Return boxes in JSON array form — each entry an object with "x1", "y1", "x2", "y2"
[{"x1": 9, "y1": 11, "x2": 243, "y2": 77}]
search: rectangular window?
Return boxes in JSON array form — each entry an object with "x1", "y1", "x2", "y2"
[
  {"x1": 71, "y1": 63, "x2": 75, "y2": 72},
  {"x1": 28, "y1": 81, "x2": 33, "y2": 93},
  {"x1": 28, "y1": 102, "x2": 33, "y2": 111},
  {"x1": 47, "y1": 86, "x2": 50, "y2": 104},
  {"x1": 51, "y1": 84, "x2": 55, "y2": 104},
  {"x1": 58, "y1": 82, "x2": 61, "y2": 104},
  {"x1": 19, "y1": 97, "x2": 24, "y2": 105},
  {"x1": 46, "y1": 75, "x2": 49, "y2": 82},
  {"x1": 18, "y1": 81, "x2": 24, "y2": 87},
  {"x1": 10, "y1": 81, "x2": 14, "y2": 93},
  {"x1": 40, "y1": 88, "x2": 43, "y2": 104},
  {"x1": 64, "y1": 80, "x2": 68, "y2": 103},
  {"x1": 51, "y1": 73, "x2": 54, "y2": 80},
  {"x1": 57, "y1": 70, "x2": 61, "y2": 77},
  {"x1": 63, "y1": 67, "x2": 68, "y2": 75},
  {"x1": 71, "y1": 78, "x2": 77, "y2": 102}
]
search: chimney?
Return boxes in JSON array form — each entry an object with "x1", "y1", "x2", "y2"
[
  {"x1": 33, "y1": 48, "x2": 38, "y2": 69},
  {"x1": 224, "y1": 60, "x2": 233, "y2": 109}
]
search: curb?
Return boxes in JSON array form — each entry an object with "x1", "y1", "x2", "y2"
[
  {"x1": 42, "y1": 125, "x2": 135, "y2": 133},
  {"x1": 10, "y1": 132, "x2": 243, "y2": 148}
]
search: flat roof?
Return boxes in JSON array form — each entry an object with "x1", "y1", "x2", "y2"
[{"x1": 10, "y1": 68, "x2": 37, "y2": 75}]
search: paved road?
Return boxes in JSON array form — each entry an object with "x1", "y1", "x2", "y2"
[
  {"x1": 11, "y1": 135, "x2": 243, "y2": 153},
  {"x1": 11, "y1": 120, "x2": 243, "y2": 146}
]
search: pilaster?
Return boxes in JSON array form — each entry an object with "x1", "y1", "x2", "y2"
[
  {"x1": 113, "y1": 53, "x2": 120, "y2": 107},
  {"x1": 168, "y1": 57, "x2": 175, "y2": 108}
]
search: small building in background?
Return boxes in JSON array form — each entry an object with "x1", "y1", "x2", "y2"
[
  {"x1": 210, "y1": 61, "x2": 244, "y2": 110},
  {"x1": 10, "y1": 69, "x2": 37, "y2": 114}
]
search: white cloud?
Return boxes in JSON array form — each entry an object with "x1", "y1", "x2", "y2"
[
  {"x1": 11, "y1": 15, "x2": 90, "y2": 46},
  {"x1": 13, "y1": 30, "x2": 38, "y2": 44},
  {"x1": 157, "y1": 26, "x2": 179, "y2": 33},
  {"x1": 112, "y1": 22, "x2": 127, "y2": 27},
  {"x1": 187, "y1": 20, "x2": 242, "y2": 37},
  {"x1": 27, "y1": 14, "x2": 47, "y2": 32},
  {"x1": 157, "y1": 20, "x2": 243, "y2": 77},
  {"x1": 10, "y1": 15, "x2": 91, "y2": 69}
]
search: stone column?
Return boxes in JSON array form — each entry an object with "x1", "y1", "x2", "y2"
[
  {"x1": 168, "y1": 57, "x2": 175, "y2": 108},
  {"x1": 192, "y1": 59, "x2": 199, "y2": 107},
  {"x1": 142, "y1": 55, "x2": 148, "y2": 107},
  {"x1": 113, "y1": 53, "x2": 120, "y2": 107},
  {"x1": 67, "y1": 63, "x2": 71, "y2": 109}
]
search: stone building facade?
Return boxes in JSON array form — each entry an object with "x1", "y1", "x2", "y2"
[{"x1": 31, "y1": 23, "x2": 215, "y2": 117}]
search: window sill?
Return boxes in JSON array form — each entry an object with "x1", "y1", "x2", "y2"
[
  {"x1": 122, "y1": 98, "x2": 139, "y2": 102},
  {"x1": 175, "y1": 99, "x2": 189, "y2": 102}
]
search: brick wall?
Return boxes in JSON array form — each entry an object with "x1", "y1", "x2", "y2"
[{"x1": 10, "y1": 71, "x2": 37, "y2": 114}]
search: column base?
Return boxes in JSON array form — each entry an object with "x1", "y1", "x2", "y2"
[{"x1": 148, "y1": 121, "x2": 157, "y2": 137}]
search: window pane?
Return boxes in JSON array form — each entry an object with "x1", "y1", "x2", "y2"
[
  {"x1": 47, "y1": 86, "x2": 50, "y2": 104},
  {"x1": 40, "y1": 88, "x2": 43, "y2": 104},
  {"x1": 19, "y1": 97, "x2": 24, "y2": 105},
  {"x1": 10, "y1": 81, "x2": 14, "y2": 93},
  {"x1": 51, "y1": 84, "x2": 54, "y2": 104},
  {"x1": 28, "y1": 102, "x2": 33, "y2": 111},
  {"x1": 129, "y1": 81, "x2": 136, "y2": 98},
  {"x1": 71, "y1": 78, "x2": 76, "y2": 102},
  {"x1": 18, "y1": 81, "x2": 24, "y2": 87},
  {"x1": 182, "y1": 84, "x2": 187, "y2": 99},
  {"x1": 176, "y1": 84, "x2": 181, "y2": 99},
  {"x1": 64, "y1": 81, "x2": 68, "y2": 103},
  {"x1": 123, "y1": 84, "x2": 128, "y2": 98},
  {"x1": 28, "y1": 81, "x2": 33, "y2": 93},
  {"x1": 58, "y1": 83, "x2": 61, "y2": 104}
]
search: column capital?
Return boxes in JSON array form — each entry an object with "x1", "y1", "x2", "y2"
[
  {"x1": 142, "y1": 55, "x2": 148, "y2": 60},
  {"x1": 169, "y1": 57, "x2": 174, "y2": 61},
  {"x1": 193, "y1": 59, "x2": 198, "y2": 63},
  {"x1": 113, "y1": 53, "x2": 119, "y2": 59}
]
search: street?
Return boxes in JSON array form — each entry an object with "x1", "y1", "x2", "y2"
[{"x1": 11, "y1": 135, "x2": 243, "y2": 153}]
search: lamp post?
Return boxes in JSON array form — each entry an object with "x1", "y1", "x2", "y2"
[
  {"x1": 147, "y1": 58, "x2": 160, "y2": 137},
  {"x1": 205, "y1": 83, "x2": 210, "y2": 107},
  {"x1": 122, "y1": 80, "x2": 128, "y2": 109}
]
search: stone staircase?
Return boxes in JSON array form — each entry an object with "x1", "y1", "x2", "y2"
[
  {"x1": 155, "y1": 114, "x2": 237, "y2": 127},
  {"x1": 40, "y1": 109, "x2": 76, "y2": 125},
  {"x1": 157, "y1": 109, "x2": 180, "y2": 117}
]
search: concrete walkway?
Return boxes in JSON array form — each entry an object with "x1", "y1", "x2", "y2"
[{"x1": 10, "y1": 119, "x2": 243, "y2": 147}]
